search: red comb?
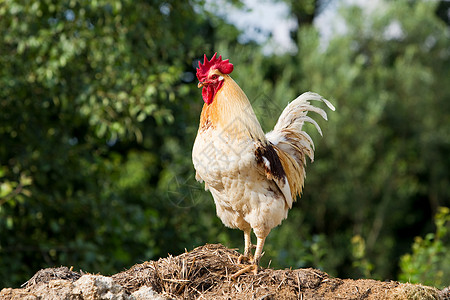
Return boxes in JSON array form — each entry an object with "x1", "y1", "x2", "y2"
[{"x1": 196, "y1": 53, "x2": 234, "y2": 81}]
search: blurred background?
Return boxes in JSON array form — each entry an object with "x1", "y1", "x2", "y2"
[{"x1": 1, "y1": 0, "x2": 449, "y2": 289}]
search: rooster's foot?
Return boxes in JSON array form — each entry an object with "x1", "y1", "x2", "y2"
[
  {"x1": 230, "y1": 264, "x2": 258, "y2": 280},
  {"x1": 237, "y1": 254, "x2": 253, "y2": 264}
]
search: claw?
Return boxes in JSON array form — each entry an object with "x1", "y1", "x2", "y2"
[
  {"x1": 237, "y1": 255, "x2": 245, "y2": 264},
  {"x1": 237, "y1": 254, "x2": 252, "y2": 264}
]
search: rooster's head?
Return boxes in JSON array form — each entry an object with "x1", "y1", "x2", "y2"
[{"x1": 196, "y1": 53, "x2": 233, "y2": 104}]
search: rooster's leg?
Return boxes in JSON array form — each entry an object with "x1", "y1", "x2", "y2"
[
  {"x1": 237, "y1": 229, "x2": 252, "y2": 264},
  {"x1": 253, "y1": 235, "x2": 266, "y2": 266},
  {"x1": 243, "y1": 229, "x2": 252, "y2": 257}
]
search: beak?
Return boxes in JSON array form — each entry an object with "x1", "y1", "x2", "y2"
[{"x1": 197, "y1": 81, "x2": 204, "y2": 88}]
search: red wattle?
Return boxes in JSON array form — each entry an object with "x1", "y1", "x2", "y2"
[{"x1": 202, "y1": 86, "x2": 214, "y2": 104}]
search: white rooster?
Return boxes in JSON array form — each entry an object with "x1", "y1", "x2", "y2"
[{"x1": 192, "y1": 53, "x2": 335, "y2": 272}]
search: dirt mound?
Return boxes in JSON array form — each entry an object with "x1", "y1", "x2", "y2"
[{"x1": 1, "y1": 244, "x2": 447, "y2": 299}]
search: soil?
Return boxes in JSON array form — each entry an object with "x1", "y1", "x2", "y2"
[{"x1": 1, "y1": 243, "x2": 449, "y2": 299}]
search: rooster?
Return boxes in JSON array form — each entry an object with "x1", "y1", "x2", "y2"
[{"x1": 192, "y1": 53, "x2": 335, "y2": 272}]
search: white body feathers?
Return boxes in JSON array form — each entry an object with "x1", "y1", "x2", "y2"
[{"x1": 192, "y1": 79, "x2": 334, "y2": 242}]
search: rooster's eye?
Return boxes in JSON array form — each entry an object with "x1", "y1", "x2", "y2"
[{"x1": 211, "y1": 75, "x2": 218, "y2": 80}]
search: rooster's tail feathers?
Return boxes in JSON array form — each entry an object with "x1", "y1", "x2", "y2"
[
  {"x1": 267, "y1": 92, "x2": 334, "y2": 160},
  {"x1": 265, "y1": 92, "x2": 334, "y2": 202},
  {"x1": 272, "y1": 92, "x2": 334, "y2": 135}
]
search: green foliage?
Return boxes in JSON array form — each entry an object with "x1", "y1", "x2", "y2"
[
  {"x1": 0, "y1": 0, "x2": 449, "y2": 289},
  {"x1": 399, "y1": 207, "x2": 450, "y2": 289},
  {"x1": 0, "y1": 0, "x2": 222, "y2": 287},
  {"x1": 351, "y1": 235, "x2": 374, "y2": 278},
  {"x1": 275, "y1": 0, "x2": 450, "y2": 280},
  {"x1": 228, "y1": 0, "x2": 450, "y2": 281}
]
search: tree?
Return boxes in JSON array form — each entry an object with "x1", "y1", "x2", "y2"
[
  {"x1": 0, "y1": 0, "x2": 239, "y2": 287},
  {"x1": 265, "y1": 0, "x2": 450, "y2": 280},
  {"x1": 1, "y1": 0, "x2": 449, "y2": 289}
]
